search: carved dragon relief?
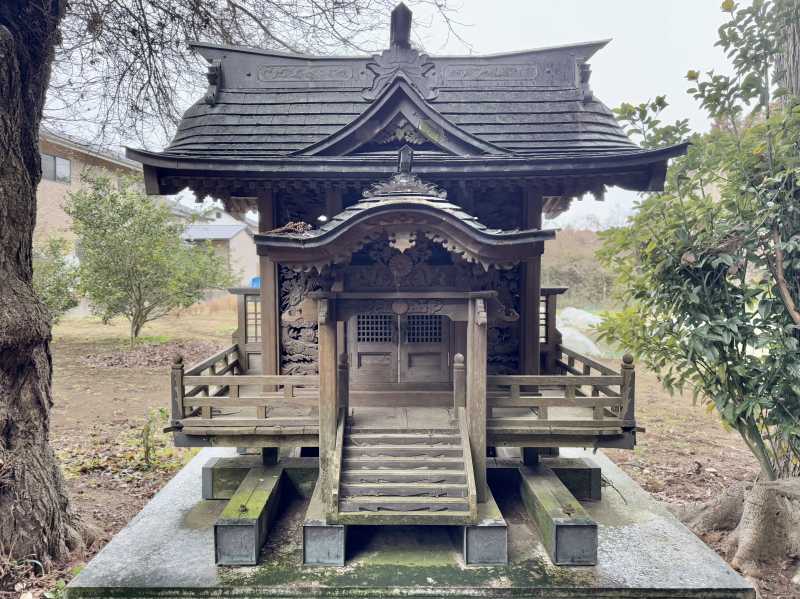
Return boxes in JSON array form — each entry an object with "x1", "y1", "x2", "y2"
[
  {"x1": 374, "y1": 116, "x2": 428, "y2": 146},
  {"x1": 279, "y1": 266, "x2": 334, "y2": 375}
]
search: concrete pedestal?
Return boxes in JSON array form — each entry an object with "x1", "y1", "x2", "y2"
[
  {"x1": 67, "y1": 448, "x2": 755, "y2": 599},
  {"x1": 303, "y1": 480, "x2": 346, "y2": 566}
]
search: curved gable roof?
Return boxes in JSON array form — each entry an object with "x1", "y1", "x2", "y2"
[
  {"x1": 256, "y1": 172, "x2": 555, "y2": 271},
  {"x1": 161, "y1": 38, "x2": 638, "y2": 159},
  {"x1": 296, "y1": 79, "x2": 508, "y2": 157}
]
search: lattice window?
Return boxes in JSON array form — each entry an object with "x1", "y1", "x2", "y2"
[
  {"x1": 357, "y1": 314, "x2": 395, "y2": 343},
  {"x1": 406, "y1": 315, "x2": 443, "y2": 343},
  {"x1": 245, "y1": 295, "x2": 261, "y2": 343}
]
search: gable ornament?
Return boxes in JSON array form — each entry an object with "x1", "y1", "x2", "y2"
[{"x1": 362, "y1": 46, "x2": 437, "y2": 101}]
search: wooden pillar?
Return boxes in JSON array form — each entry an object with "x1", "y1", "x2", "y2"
[
  {"x1": 257, "y1": 190, "x2": 279, "y2": 377},
  {"x1": 521, "y1": 188, "x2": 543, "y2": 376},
  {"x1": 317, "y1": 298, "x2": 338, "y2": 499},
  {"x1": 467, "y1": 298, "x2": 488, "y2": 502},
  {"x1": 325, "y1": 187, "x2": 347, "y2": 359}
]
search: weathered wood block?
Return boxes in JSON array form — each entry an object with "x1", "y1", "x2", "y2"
[
  {"x1": 521, "y1": 447, "x2": 559, "y2": 465},
  {"x1": 201, "y1": 456, "x2": 261, "y2": 500},
  {"x1": 542, "y1": 456, "x2": 602, "y2": 501},
  {"x1": 303, "y1": 478, "x2": 346, "y2": 566},
  {"x1": 214, "y1": 465, "x2": 283, "y2": 566},
  {"x1": 520, "y1": 465, "x2": 597, "y2": 566}
]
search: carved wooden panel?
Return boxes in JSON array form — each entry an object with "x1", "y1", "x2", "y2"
[{"x1": 279, "y1": 266, "x2": 326, "y2": 375}]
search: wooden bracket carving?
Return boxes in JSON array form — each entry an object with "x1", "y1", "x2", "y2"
[
  {"x1": 475, "y1": 299, "x2": 487, "y2": 327},
  {"x1": 318, "y1": 299, "x2": 330, "y2": 324}
]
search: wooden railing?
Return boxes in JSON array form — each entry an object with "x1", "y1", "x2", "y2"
[
  {"x1": 539, "y1": 287, "x2": 567, "y2": 373},
  {"x1": 170, "y1": 344, "x2": 320, "y2": 432},
  {"x1": 486, "y1": 347, "x2": 635, "y2": 434},
  {"x1": 458, "y1": 408, "x2": 478, "y2": 521}
]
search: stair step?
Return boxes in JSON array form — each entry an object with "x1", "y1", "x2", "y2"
[
  {"x1": 343, "y1": 456, "x2": 464, "y2": 470},
  {"x1": 344, "y1": 445, "x2": 462, "y2": 458},
  {"x1": 348, "y1": 433, "x2": 460, "y2": 446},
  {"x1": 339, "y1": 495, "x2": 470, "y2": 513},
  {"x1": 341, "y1": 482, "x2": 468, "y2": 498},
  {"x1": 340, "y1": 469, "x2": 467, "y2": 484},
  {"x1": 347, "y1": 426, "x2": 457, "y2": 435},
  {"x1": 335, "y1": 511, "x2": 474, "y2": 526}
]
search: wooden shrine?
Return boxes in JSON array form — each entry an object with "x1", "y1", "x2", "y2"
[{"x1": 129, "y1": 3, "x2": 686, "y2": 566}]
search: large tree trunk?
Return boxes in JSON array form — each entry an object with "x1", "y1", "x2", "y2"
[
  {"x1": 776, "y1": 0, "x2": 800, "y2": 98},
  {"x1": 680, "y1": 479, "x2": 800, "y2": 579},
  {"x1": 0, "y1": 0, "x2": 82, "y2": 566}
]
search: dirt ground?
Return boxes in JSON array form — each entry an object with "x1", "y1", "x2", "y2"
[{"x1": 3, "y1": 306, "x2": 797, "y2": 599}]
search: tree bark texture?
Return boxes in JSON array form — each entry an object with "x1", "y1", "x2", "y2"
[
  {"x1": 0, "y1": 0, "x2": 81, "y2": 565},
  {"x1": 681, "y1": 479, "x2": 800, "y2": 578},
  {"x1": 776, "y1": 3, "x2": 800, "y2": 98}
]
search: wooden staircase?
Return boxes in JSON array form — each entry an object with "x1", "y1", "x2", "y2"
[{"x1": 333, "y1": 414, "x2": 478, "y2": 525}]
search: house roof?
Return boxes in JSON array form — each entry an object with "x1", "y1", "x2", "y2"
[
  {"x1": 182, "y1": 223, "x2": 247, "y2": 241},
  {"x1": 126, "y1": 4, "x2": 686, "y2": 202},
  {"x1": 41, "y1": 128, "x2": 141, "y2": 172}
]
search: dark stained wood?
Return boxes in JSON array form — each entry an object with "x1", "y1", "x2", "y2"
[
  {"x1": 521, "y1": 187, "x2": 543, "y2": 376},
  {"x1": 467, "y1": 298, "x2": 488, "y2": 503},
  {"x1": 317, "y1": 298, "x2": 338, "y2": 512},
  {"x1": 258, "y1": 191, "x2": 279, "y2": 382}
]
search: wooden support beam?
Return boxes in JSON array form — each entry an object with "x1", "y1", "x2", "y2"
[
  {"x1": 257, "y1": 191, "x2": 279, "y2": 378},
  {"x1": 521, "y1": 188, "x2": 543, "y2": 376},
  {"x1": 467, "y1": 299, "x2": 488, "y2": 503},
  {"x1": 325, "y1": 187, "x2": 347, "y2": 359},
  {"x1": 201, "y1": 456, "x2": 261, "y2": 500},
  {"x1": 317, "y1": 298, "x2": 338, "y2": 519},
  {"x1": 214, "y1": 465, "x2": 283, "y2": 565},
  {"x1": 519, "y1": 464, "x2": 597, "y2": 565},
  {"x1": 541, "y1": 457, "x2": 601, "y2": 502}
]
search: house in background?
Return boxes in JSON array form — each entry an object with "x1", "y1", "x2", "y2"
[
  {"x1": 180, "y1": 208, "x2": 259, "y2": 286},
  {"x1": 37, "y1": 128, "x2": 257, "y2": 286},
  {"x1": 36, "y1": 128, "x2": 142, "y2": 242}
]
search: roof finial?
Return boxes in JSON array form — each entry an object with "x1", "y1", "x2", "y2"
[
  {"x1": 398, "y1": 145, "x2": 413, "y2": 174},
  {"x1": 390, "y1": 3, "x2": 412, "y2": 49}
]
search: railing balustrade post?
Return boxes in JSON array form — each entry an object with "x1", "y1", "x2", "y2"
[
  {"x1": 452, "y1": 353, "x2": 466, "y2": 410},
  {"x1": 170, "y1": 356, "x2": 185, "y2": 429},
  {"x1": 338, "y1": 353, "x2": 349, "y2": 416},
  {"x1": 621, "y1": 354, "x2": 636, "y2": 423}
]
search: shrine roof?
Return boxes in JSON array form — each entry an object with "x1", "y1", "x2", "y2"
[{"x1": 126, "y1": 4, "x2": 687, "y2": 197}]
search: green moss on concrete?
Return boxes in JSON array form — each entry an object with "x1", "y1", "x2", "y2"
[
  {"x1": 219, "y1": 467, "x2": 281, "y2": 521},
  {"x1": 181, "y1": 500, "x2": 226, "y2": 529}
]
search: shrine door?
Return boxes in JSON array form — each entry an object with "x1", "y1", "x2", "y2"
[{"x1": 348, "y1": 313, "x2": 451, "y2": 385}]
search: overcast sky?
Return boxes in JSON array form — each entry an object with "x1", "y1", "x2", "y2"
[
  {"x1": 407, "y1": 0, "x2": 734, "y2": 228},
  {"x1": 184, "y1": 1, "x2": 738, "y2": 228}
]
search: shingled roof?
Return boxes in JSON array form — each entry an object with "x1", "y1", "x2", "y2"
[
  {"x1": 164, "y1": 38, "x2": 634, "y2": 159},
  {"x1": 127, "y1": 3, "x2": 686, "y2": 199}
]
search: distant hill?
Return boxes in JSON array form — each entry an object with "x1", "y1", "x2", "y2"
[{"x1": 541, "y1": 229, "x2": 616, "y2": 311}]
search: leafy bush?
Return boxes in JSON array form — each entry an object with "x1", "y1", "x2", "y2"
[
  {"x1": 32, "y1": 237, "x2": 79, "y2": 323},
  {"x1": 66, "y1": 176, "x2": 234, "y2": 342},
  {"x1": 599, "y1": 0, "x2": 800, "y2": 480}
]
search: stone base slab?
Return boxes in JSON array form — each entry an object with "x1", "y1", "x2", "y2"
[{"x1": 67, "y1": 448, "x2": 754, "y2": 599}]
